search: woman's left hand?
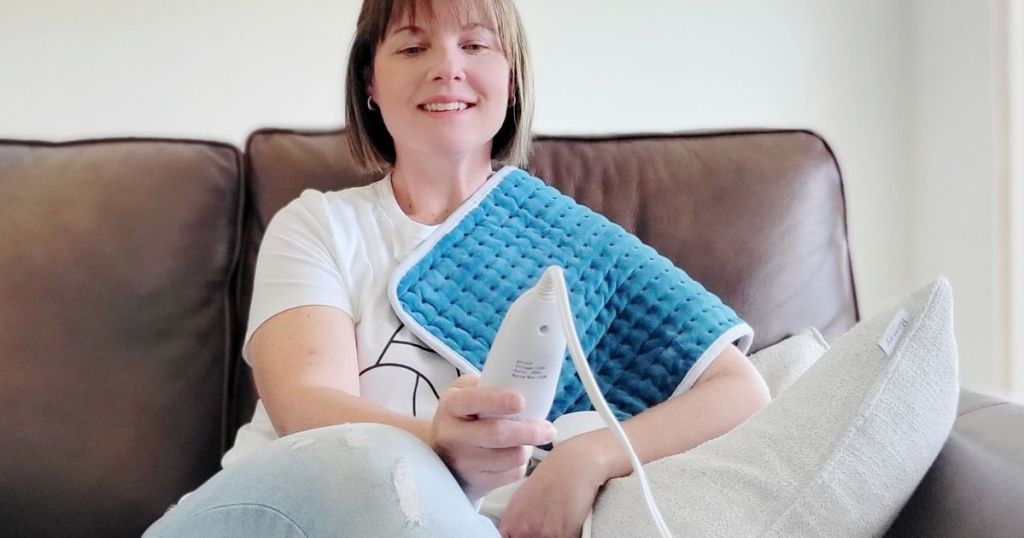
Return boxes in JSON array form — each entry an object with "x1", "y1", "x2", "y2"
[{"x1": 498, "y1": 441, "x2": 608, "y2": 538}]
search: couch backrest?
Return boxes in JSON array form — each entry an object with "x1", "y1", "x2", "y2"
[
  {"x1": 0, "y1": 138, "x2": 243, "y2": 537},
  {"x1": 233, "y1": 128, "x2": 860, "y2": 434},
  {"x1": 0, "y1": 129, "x2": 858, "y2": 537}
]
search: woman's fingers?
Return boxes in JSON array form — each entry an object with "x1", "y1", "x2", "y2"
[
  {"x1": 442, "y1": 384, "x2": 525, "y2": 418},
  {"x1": 432, "y1": 374, "x2": 555, "y2": 498},
  {"x1": 450, "y1": 373, "x2": 481, "y2": 389},
  {"x1": 458, "y1": 418, "x2": 555, "y2": 448},
  {"x1": 436, "y1": 404, "x2": 554, "y2": 449},
  {"x1": 450, "y1": 445, "x2": 533, "y2": 473},
  {"x1": 437, "y1": 376, "x2": 555, "y2": 448},
  {"x1": 469, "y1": 465, "x2": 530, "y2": 493}
]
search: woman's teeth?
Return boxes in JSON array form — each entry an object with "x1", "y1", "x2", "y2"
[{"x1": 422, "y1": 102, "x2": 469, "y2": 112}]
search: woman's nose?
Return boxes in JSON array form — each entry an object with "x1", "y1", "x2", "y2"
[{"x1": 428, "y1": 45, "x2": 465, "y2": 82}]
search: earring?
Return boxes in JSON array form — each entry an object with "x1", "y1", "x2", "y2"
[{"x1": 367, "y1": 96, "x2": 377, "y2": 111}]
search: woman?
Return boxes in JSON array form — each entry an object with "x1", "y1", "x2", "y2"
[{"x1": 145, "y1": 1, "x2": 770, "y2": 536}]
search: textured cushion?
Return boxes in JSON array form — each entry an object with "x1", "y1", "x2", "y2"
[
  {"x1": 590, "y1": 277, "x2": 959, "y2": 537},
  {"x1": 749, "y1": 327, "x2": 829, "y2": 397},
  {"x1": 392, "y1": 167, "x2": 752, "y2": 421}
]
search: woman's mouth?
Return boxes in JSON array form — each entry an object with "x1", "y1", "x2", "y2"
[{"x1": 418, "y1": 102, "x2": 475, "y2": 112}]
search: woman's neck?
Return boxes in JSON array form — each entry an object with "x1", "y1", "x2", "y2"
[{"x1": 390, "y1": 151, "x2": 495, "y2": 226}]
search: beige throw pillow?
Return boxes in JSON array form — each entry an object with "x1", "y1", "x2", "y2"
[
  {"x1": 749, "y1": 327, "x2": 830, "y2": 398},
  {"x1": 591, "y1": 277, "x2": 960, "y2": 537}
]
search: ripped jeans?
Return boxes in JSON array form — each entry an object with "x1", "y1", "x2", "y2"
[{"x1": 143, "y1": 423, "x2": 501, "y2": 538}]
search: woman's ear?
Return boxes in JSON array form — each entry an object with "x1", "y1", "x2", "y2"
[{"x1": 364, "y1": 65, "x2": 375, "y2": 100}]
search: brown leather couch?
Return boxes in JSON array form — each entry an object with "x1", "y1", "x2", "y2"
[{"x1": 1, "y1": 129, "x2": 1021, "y2": 537}]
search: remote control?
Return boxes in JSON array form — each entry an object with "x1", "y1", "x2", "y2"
[{"x1": 478, "y1": 266, "x2": 567, "y2": 421}]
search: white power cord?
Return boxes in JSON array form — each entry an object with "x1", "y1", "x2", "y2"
[{"x1": 548, "y1": 266, "x2": 673, "y2": 538}]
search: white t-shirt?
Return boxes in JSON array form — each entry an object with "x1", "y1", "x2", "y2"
[{"x1": 222, "y1": 174, "x2": 465, "y2": 467}]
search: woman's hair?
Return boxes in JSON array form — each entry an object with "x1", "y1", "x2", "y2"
[{"x1": 344, "y1": 0, "x2": 534, "y2": 174}]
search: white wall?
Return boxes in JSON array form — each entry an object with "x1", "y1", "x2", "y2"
[
  {"x1": 0, "y1": 1, "x2": 352, "y2": 142},
  {"x1": 908, "y1": 0, "x2": 1011, "y2": 399},
  {"x1": 1, "y1": 1, "x2": 1014, "y2": 399}
]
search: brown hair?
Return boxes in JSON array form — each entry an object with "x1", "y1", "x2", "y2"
[{"x1": 344, "y1": 0, "x2": 533, "y2": 174}]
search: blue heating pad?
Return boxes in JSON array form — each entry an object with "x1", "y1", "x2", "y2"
[{"x1": 387, "y1": 166, "x2": 753, "y2": 421}]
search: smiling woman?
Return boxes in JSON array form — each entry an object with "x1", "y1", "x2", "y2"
[
  {"x1": 355, "y1": 0, "x2": 527, "y2": 225},
  {"x1": 141, "y1": 1, "x2": 769, "y2": 537},
  {"x1": 345, "y1": 0, "x2": 533, "y2": 181}
]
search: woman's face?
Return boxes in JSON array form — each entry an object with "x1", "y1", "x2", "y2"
[{"x1": 370, "y1": 1, "x2": 511, "y2": 163}]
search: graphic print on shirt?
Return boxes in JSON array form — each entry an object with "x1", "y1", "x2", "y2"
[{"x1": 358, "y1": 314, "x2": 460, "y2": 417}]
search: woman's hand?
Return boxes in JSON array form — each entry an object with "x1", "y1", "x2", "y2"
[
  {"x1": 499, "y1": 439, "x2": 608, "y2": 538},
  {"x1": 430, "y1": 374, "x2": 556, "y2": 501}
]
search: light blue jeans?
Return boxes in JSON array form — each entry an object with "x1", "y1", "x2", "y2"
[{"x1": 143, "y1": 423, "x2": 501, "y2": 537}]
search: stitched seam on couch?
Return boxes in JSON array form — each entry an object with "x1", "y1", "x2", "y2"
[{"x1": 958, "y1": 402, "x2": 1013, "y2": 418}]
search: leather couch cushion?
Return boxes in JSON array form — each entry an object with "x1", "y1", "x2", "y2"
[
  {"x1": 525, "y1": 132, "x2": 858, "y2": 348},
  {"x1": 886, "y1": 389, "x2": 1024, "y2": 536},
  {"x1": 0, "y1": 139, "x2": 242, "y2": 537},
  {"x1": 242, "y1": 130, "x2": 857, "y2": 343}
]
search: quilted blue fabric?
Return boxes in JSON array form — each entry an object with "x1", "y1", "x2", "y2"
[{"x1": 394, "y1": 168, "x2": 752, "y2": 421}]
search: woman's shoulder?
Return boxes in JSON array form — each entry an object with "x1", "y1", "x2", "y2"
[
  {"x1": 301, "y1": 180, "x2": 382, "y2": 213},
  {"x1": 258, "y1": 181, "x2": 390, "y2": 266},
  {"x1": 273, "y1": 180, "x2": 385, "y2": 227}
]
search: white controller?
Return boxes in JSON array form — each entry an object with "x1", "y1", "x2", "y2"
[
  {"x1": 476, "y1": 264, "x2": 673, "y2": 537},
  {"x1": 478, "y1": 266, "x2": 567, "y2": 421}
]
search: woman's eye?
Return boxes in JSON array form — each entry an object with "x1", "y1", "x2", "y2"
[
  {"x1": 398, "y1": 46, "x2": 424, "y2": 56},
  {"x1": 463, "y1": 43, "x2": 487, "y2": 52}
]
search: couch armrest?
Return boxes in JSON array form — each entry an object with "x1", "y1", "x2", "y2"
[{"x1": 885, "y1": 389, "x2": 1024, "y2": 537}]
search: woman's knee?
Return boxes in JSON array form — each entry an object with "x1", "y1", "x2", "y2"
[
  {"x1": 282, "y1": 422, "x2": 434, "y2": 459},
  {"x1": 215, "y1": 423, "x2": 444, "y2": 505},
  {"x1": 270, "y1": 422, "x2": 445, "y2": 478},
  {"x1": 147, "y1": 423, "x2": 496, "y2": 537}
]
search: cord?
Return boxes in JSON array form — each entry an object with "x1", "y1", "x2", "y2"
[{"x1": 548, "y1": 266, "x2": 674, "y2": 538}]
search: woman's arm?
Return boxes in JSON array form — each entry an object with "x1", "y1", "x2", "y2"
[
  {"x1": 499, "y1": 344, "x2": 770, "y2": 536},
  {"x1": 560, "y1": 343, "x2": 771, "y2": 483},
  {"x1": 248, "y1": 304, "x2": 434, "y2": 444},
  {"x1": 248, "y1": 304, "x2": 554, "y2": 500}
]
